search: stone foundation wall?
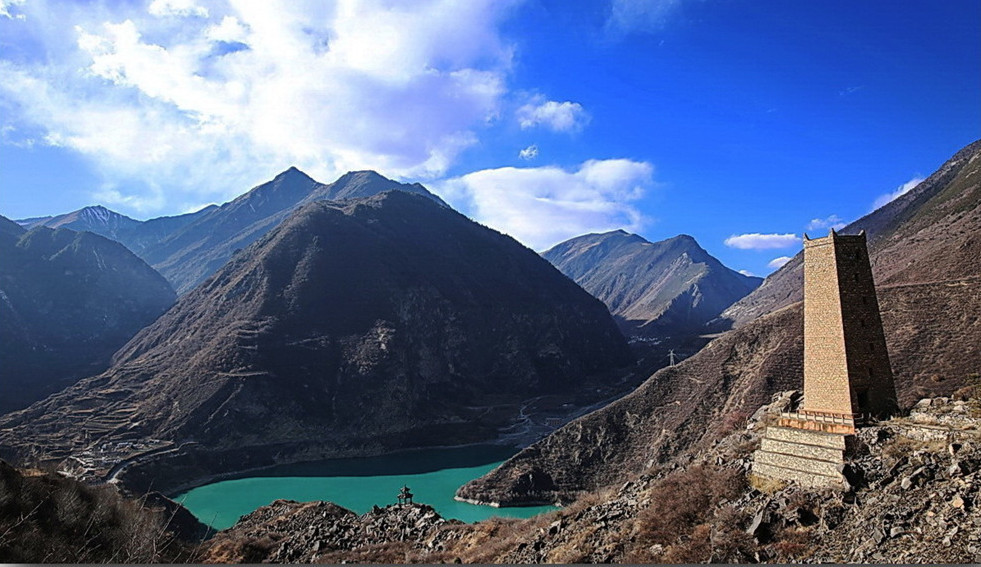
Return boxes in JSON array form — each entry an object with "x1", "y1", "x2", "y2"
[{"x1": 752, "y1": 425, "x2": 851, "y2": 488}]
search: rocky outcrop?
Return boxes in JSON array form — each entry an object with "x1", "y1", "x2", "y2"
[
  {"x1": 0, "y1": 220, "x2": 175, "y2": 413},
  {"x1": 543, "y1": 231, "x2": 761, "y2": 337},
  {"x1": 203, "y1": 501, "x2": 462, "y2": 564},
  {"x1": 0, "y1": 191, "x2": 632, "y2": 492}
]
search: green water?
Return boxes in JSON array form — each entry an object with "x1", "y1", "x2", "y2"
[{"x1": 173, "y1": 445, "x2": 558, "y2": 531}]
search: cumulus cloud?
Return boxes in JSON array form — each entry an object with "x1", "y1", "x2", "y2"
[
  {"x1": 0, "y1": 0, "x2": 517, "y2": 212},
  {"x1": 871, "y1": 176, "x2": 925, "y2": 211},
  {"x1": 518, "y1": 144, "x2": 538, "y2": 160},
  {"x1": 0, "y1": 0, "x2": 24, "y2": 20},
  {"x1": 724, "y1": 233, "x2": 801, "y2": 250},
  {"x1": 148, "y1": 0, "x2": 209, "y2": 18},
  {"x1": 436, "y1": 159, "x2": 654, "y2": 251},
  {"x1": 767, "y1": 256, "x2": 793, "y2": 269},
  {"x1": 806, "y1": 214, "x2": 847, "y2": 232},
  {"x1": 738, "y1": 269, "x2": 756, "y2": 277},
  {"x1": 517, "y1": 97, "x2": 589, "y2": 132}
]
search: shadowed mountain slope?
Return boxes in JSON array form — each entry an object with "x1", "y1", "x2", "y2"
[
  {"x1": 543, "y1": 231, "x2": 761, "y2": 337},
  {"x1": 459, "y1": 139, "x2": 981, "y2": 505},
  {"x1": 0, "y1": 220, "x2": 175, "y2": 413},
  {"x1": 16, "y1": 205, "x2": 216, "y2": 258},
  {"x1": 0, "y1": 192, "x2": 631, "y2": 491},
  {"x1": 141, "y1": 168, "x2": 447, "y2": 293}
]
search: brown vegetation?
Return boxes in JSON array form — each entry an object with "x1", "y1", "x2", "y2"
[
  {"x1": 625, "y1": 464, "x2": 753, "y2": 563},
  {"x1": 0, "y1": 461, "x2": 193, "y2": 563}
]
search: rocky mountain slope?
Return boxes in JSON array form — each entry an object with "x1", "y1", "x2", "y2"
[
  {"x1": 718, "y1": 138, "x2": 981, "y2": 329},
  {"x1": 0, "y1": 191, "x2": 631, "y2": 492},
  {"x1": 195, "y1": 394, "x2": 981, "y2": 564},
  {"x1": 543, "y1": 231, "x2": 761, "y2": 337},
  {"x1": 0, "y1": 219, "x2": 175, "y2": 413},
  {"x1": 458, "y1": 139, "x2": 981, "y2": 505},
  {"x1": 141, "y1": 168, "x2": 447, "y2": 293},
  {"x1": 0, "y1": 460, "x2": 201, "y2": 563}
]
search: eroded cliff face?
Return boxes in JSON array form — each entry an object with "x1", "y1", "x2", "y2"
[{"x1": 0, "y1": 191, "x2": 632, "y2": 492}]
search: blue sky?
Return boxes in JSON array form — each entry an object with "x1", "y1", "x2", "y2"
[{"x1": 1, "y1": 0, "x2": 978, "y2": 276}]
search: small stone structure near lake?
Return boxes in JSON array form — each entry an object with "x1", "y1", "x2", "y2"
[{"x1": 754, "y1": 229, "x2": 899, "y2": 487}]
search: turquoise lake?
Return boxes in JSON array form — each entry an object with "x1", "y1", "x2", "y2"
[{"x1": 173, "y1": 445, "x2": 558, "y2": 531}]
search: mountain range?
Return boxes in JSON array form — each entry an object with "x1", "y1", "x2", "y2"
[
  {"x1": 458, "y1": 138, "x2": 981, "y2": 505},
  {"x1": 0, "y1": 218, "x2": 175, "y2": 413},
  {"x1": 19, "y1": 169, "x2": 447, "y2": 294},
  {"x1": 543, "y1": 231, "x2": 761, "y2": 337},
  {"x1": 0, "y1": 190, "x2": 632, "y2": 491}
]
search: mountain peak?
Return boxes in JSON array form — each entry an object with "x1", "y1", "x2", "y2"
[
  {"x1": 543, "y1": 230, "x2": 762, "y2": 336},
  {"x1": 332, "y1": 170, "x2": 389, "y2": 185},
  {"x1": 323, "y1": 170, "x2": 449, "y2": 207},
  {"x1": 273, "y1": 166, "x2": 316, "y2": 183}
]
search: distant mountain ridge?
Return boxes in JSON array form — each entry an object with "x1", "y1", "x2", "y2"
[
  {"x1": 16, "y1": 168, "x2": 449, "y2": 295},
  {"x1": 0, "y1": 190, "x2": 632, "y2": 492},
  {"x1": 0, "y1": 217, "x2": 175, "y2": 413},
  {"x1": 543, "y1": 230, "x2": 761, "y2": 337}
]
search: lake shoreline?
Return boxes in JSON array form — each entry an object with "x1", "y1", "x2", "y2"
[
  {"x1": 172, "y1": 444, "x2": 561, "y2": 530},
  {"x1": 163, "y1": 439, "x2": 523, "y2": 500}
]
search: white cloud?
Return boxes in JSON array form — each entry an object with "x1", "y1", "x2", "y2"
[
  {"x1": 435, "y1": 159, "x2": 654, "y2": 251},
  {"x1": 518, "y1": 144, "x2": 538, "y2": 160},
  {"x1": 806, "y1": 214, "x2": 847, "y2": 232},
  {"x1": 605, "y1": 0, "x2": 683, "y2": 36},
  {"x1": 148, "y1": 0, "x2": 209, "y2": 18},
  {"x1": 0, "y1": 0, "x2": 517, "y2": 213},
  {"x1": 0, "y1": 0, "x2": 25, "y2": 20},
  {"x1": 517, "y1": 97, "x2": 589, "y2": 132},
  {"x1": 871, "y1": 176, "x2": 925, "y2": 211},
  {"x1": 724, "y1": 233, "x2": 801, "y2": 250},
  {"x1": 767, "y1": 256, "x2": 792, "y2": 269},
  {"x1": 738, "y1": 269, "x2": 756, "y2": 277}
]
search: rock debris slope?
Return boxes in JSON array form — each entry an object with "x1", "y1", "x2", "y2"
[{"x1": 0, "y1": 191, "x2": 631, "y2": 492}]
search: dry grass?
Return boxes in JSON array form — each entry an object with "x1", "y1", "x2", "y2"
[
  {"x1": 880, "y1": 436, "x2": 947, "y2": 462},
  {"x1": 768, "y1": 526, "x2": 815, "y2": 561},
  {"x1": 0, "y1": 463, "x2": 193, "y2": 563},
  {"x1": 749, "y1": 472, "x2": 788, "y2": 494},
  {"x1": 623, "y1": 464, "x2": 752, "y2": 563}
]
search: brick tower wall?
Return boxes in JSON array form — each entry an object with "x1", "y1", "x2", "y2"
[
  {"x1": 833, "y1": 233, "x2": 898, "y2": 417},
  {"x1": 803, "y1": 235, "x2": 852, "y2": 414},
  {"x1": 802, "y1": 231, "x2": 898, "y2": 418}
]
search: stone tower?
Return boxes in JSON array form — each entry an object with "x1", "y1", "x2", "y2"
[
  {"x1": 802, "y1": 229, "x2": 898, "y2": 420},
  {"x1": 752, "y1": 229, "x2": 897, "y2": 488}
]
